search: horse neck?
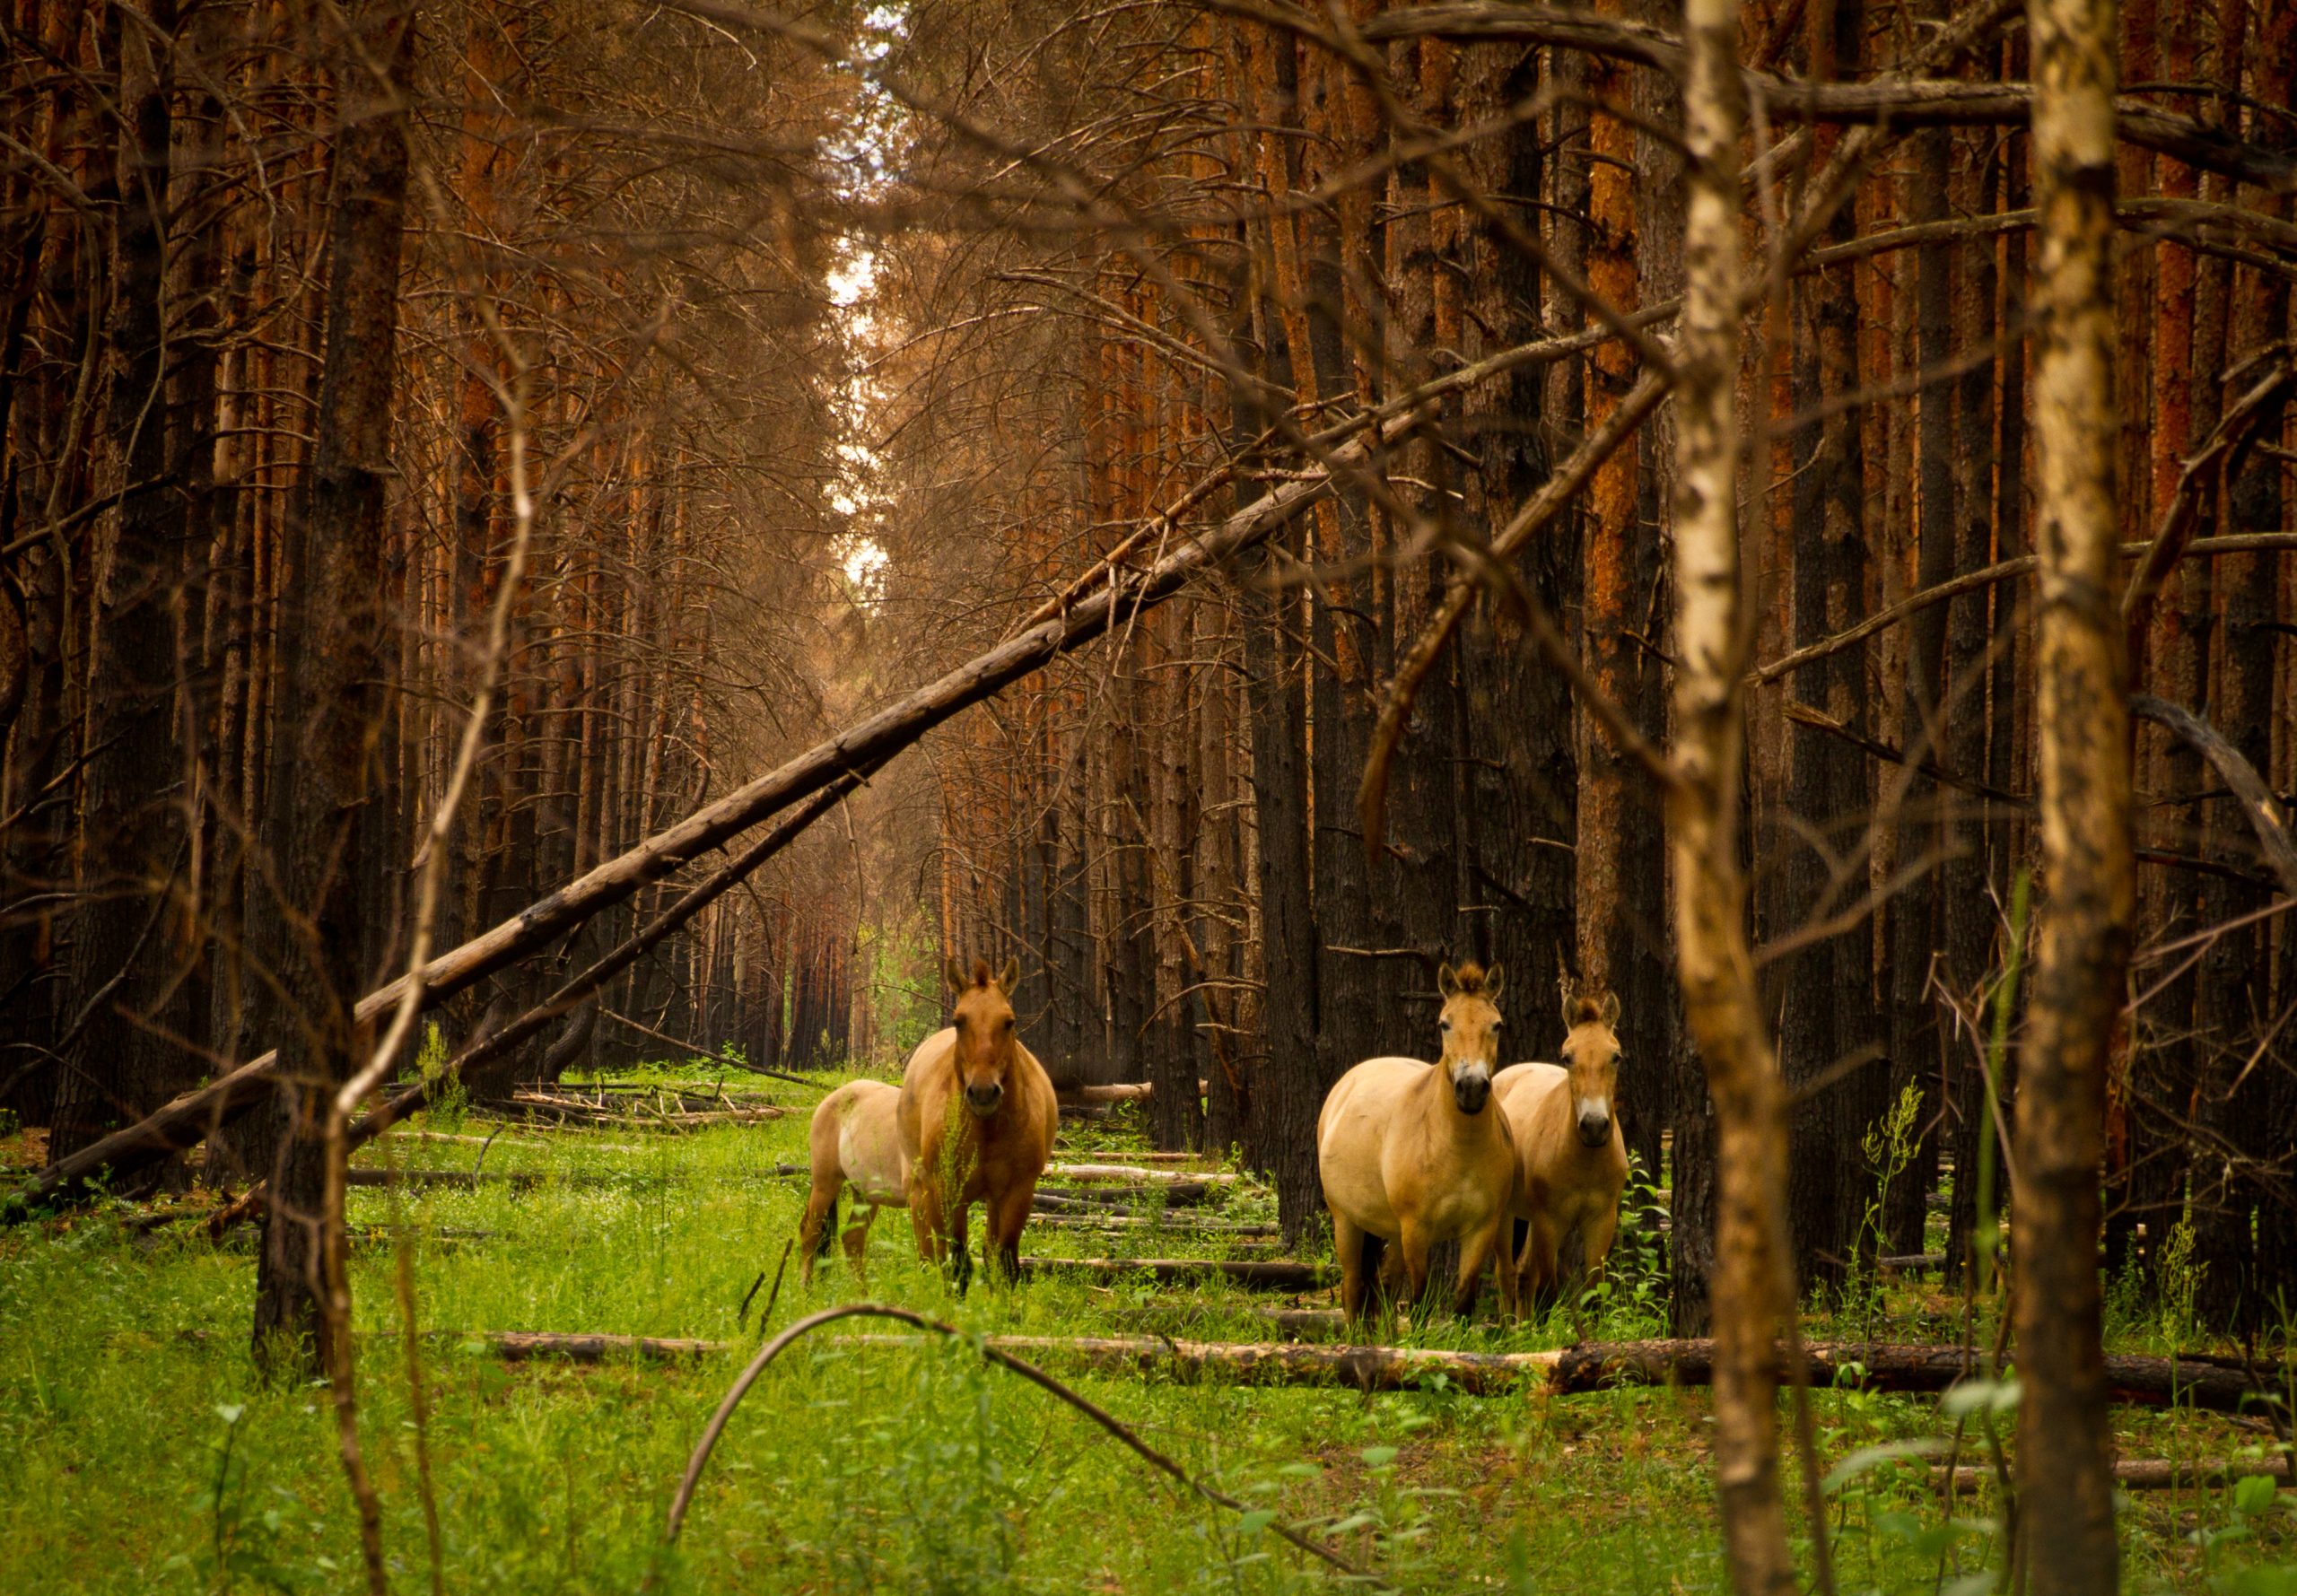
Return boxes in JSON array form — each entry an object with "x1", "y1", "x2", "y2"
[{"x1": 1417, "y1": 1059, "x2": 1492, "y2": 1140}]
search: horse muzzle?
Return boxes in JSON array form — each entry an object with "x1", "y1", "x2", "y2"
[
  {"x1": 1576, "y1": 1112, "x2": 1611, "y2": 1147},
  {"x1": 964, "y1": 1082, "x2": 1005, "y2": 1117},
  {"x1": 1453, "y1": 1074, "x2": 1491, "y2": 1115}
]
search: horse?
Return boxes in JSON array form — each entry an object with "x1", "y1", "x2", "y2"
[
  {"x1": 1315, "y1": 961, "x2": 1518, "y2": 1323},
  {"x1": 895, "y1": 956, "x2": 1059, "y2": 1288},
  {"x1": 797, "y1": 1079, "x2": 906, "y2": 1286},
  {"x1": 1493, "y1": 981, "x2": 1629, "y2": 1312}
]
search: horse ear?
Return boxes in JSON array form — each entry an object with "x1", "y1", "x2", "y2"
[
  {"x1": 1484, "y1": 964, "x2": 1504, "y2": 1001},
  {"x1": 1559, "y1": 980, "x2": 1577, "y2": 1027},
  {"x1": 944, "y1": 957, "x2": 967, "y2": 995},
  {"x1": 1437, "y1": 963, "x2": 1460, "y2": 999},
  {"x1": 997, "y1": 956, "x2": 1020, "y2": 994},
  {"x1": 1601, "y1": 990, "x2": 1621, "y2": 1027}
]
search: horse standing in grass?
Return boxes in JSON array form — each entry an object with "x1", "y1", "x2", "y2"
[
  {"x1": 896, "y1": 957, "x2": 1058, "y2": 1288},
  {"x1": 798, "y1": 1080, "x2": 907, "y2": 1286},
  {"x1": 1316, "y1": 962, "x2": 1518, "y2": 1323},
  {"x1": 1493, "y1": 981, "x2": 1629, "y2": 1311}
]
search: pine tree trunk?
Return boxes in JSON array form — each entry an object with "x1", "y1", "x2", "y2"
[
  {"x1": 54, "y1": 0, "x2": 194, "y2": 1173},
  {"x1": 250, "y1": 0, "x2": 415, "y2": 1374}
]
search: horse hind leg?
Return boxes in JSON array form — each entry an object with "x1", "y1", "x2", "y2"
[
  {"x1": 799, "y1": 1179, "x2": 840, "y2": 1288},
  {"x1": 842, "y1": 1203, "x2": 879, "y2": 1285},
  {"x1": 1333, "y1": 1212, "x2": 1375, "y2": 1323}
]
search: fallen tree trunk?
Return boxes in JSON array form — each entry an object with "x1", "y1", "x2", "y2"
[
  {"x1": 1940, "y1": 1455, "x2": 2292, "y2": 1493},
  {"x1": 9, "y1": 400, "x2": 1429, "y2": 1217},
  {"x1": 838, "y1": 1333, "x2": 1555, "y2": 1395},
  {"x1": 1057, "y1": 1084, "x2": 1153, "y2": 1105},
  {"x1": 1546, "y1": 1339, "x2": 2291, "y2": 1416},
  {"x1": 1104, "y1": 1305, "x2": 1354, "y2": 1340},
  {"x1": 377, "y1": 1326, "x2": 2296, "y2": 1416}
]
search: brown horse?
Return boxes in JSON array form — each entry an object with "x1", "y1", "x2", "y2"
[
  {"x1": 797, "y1": 1079, "x2": 906, "y2": 1286},
  {"x1": 1316, "y1": 962, "x2": 1518, "y2": 1322},
  {"x1": 1493, "y1": 981, "x2": 1628, "y2": 1310},
  {"x1": 895, "y1": 956, "x2": 1059, "y2": 1288}
]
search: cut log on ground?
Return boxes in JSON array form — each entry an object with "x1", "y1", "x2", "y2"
[
  {"x1": 390, "y1": 1130, "x2": 546, "y2": 1150},
  {"x1": 1026, "y1": 1214, "x2": 1280, "y2": 1236},
  {"x1": 467, "y1": 1330, "x2": 727, "y2": 1363},
  {"x1": 343, "y1": 1167, "x2": 650, "y2": 1190},
  {"x1": 1045, "y1": 1162, "x2": 1233, "y2": 1184},
  {"x1": 506, "y1": 1095, "x2": 791, "y2": 1129},
  {"x1": 1034, "y1": 1182, "x2": 1214, "y2": 1208},
  {"x1": 1021, "y1": 1256, "x2": 1335, "y2": 1290}
]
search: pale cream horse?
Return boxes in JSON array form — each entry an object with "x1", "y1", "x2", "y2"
[
  {"x1": 1493, "y1": 979, "x2": 1629, "y2": 1309},
  {"x1": 797, "y1": 1079, "x2": 907, "y2": 1286},
  {"x1": 1316, "y1": 962, "x2": 1518, "y2": 1322}
]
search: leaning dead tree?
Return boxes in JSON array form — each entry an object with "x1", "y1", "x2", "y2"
[{"x1": 7, "y1": 397, "x2": 1431, "y2": 1214}]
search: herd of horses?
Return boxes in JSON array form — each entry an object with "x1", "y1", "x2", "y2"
[{"x1": 798, "y1": 955, "x2": 1629, "y2": 1320}]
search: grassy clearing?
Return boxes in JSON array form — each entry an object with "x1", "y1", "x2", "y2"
[{"x1": 2, "y1": 1072, "x2": 2293, "y2": 1593}]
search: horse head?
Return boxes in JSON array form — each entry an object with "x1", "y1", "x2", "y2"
[
  {"x1": 1557, "y1": 980, "x2": 1623, "y2": 1148},
  {"x1": 1435, "y1": 960, "x2": 1505, "y2": 1115},
  {"x1": 945, "y1": 955, "x2": 1022, "y2": 1119}
]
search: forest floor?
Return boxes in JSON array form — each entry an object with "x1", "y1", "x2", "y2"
[{"x1": 1, "y1": 1067, "x2": 2293, "y2": 1594}]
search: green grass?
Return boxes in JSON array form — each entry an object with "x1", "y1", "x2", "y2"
[{"x1": 2, "y1": 1081, "x2": 2293, "y2": 1593}]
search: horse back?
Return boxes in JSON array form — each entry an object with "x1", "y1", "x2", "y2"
[{"x1": 812, "y1": 1078, "x2": 906, "y2": 1206}]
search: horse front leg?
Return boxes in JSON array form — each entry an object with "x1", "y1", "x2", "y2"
[
  {"x1": 1581, "y1": 1204, "x2": 1621, "y2": 1282},
  {"x1": 1518, "y1": 1212, "x2": 1561, "y2": 1315},
  {"x1": 1394, "y1": 1218, "x2": 1433, "y2": 1313},
  {"x1": 986, "y1": 1176, "x2": 1037, "y2": 1286},
  {"x1": 946, "y1": 1198, "x2": 974, "y2": 1295},
  {"x1": 1455, "y1": 1211, "x2": 1513, "y2": 1321},
  {"x1": 909, "y1": 1173, "x2": 945, "y2": 1265}
]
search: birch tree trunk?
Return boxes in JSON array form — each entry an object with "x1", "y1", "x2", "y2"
[
  {"x1": 1667, "y1": 2, "x2": 1796, "y2": 1591},
  {"x1": 2016, "y1": 0, "x2": 2129, "y2": 1581}
]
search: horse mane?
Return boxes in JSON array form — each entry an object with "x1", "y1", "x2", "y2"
[
  {"x1": 1449, "y1": 962, "x2": 1490, "y2": 996},
  {"x1": 969, "y1": 957, "x2": 992, "y2": 988},
  {"x1": 1568, "y1": 990, "x2": 1613, "y2": 1025}
]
